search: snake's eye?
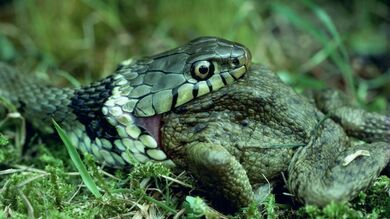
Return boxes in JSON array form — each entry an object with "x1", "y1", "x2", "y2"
[{"x1": 191, "y1": 60, "x2": 215, "y2": 80}]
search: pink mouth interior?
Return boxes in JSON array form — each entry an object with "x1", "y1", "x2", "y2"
[{"x1": 134, "y1": 115, "x2": 162, "y2": 146}]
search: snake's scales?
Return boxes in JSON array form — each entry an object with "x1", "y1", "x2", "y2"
[{"x1": 0, "y1": 37, "x2": 251, "y2": 167}]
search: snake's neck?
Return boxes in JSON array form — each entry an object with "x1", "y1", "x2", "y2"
[
  {"x1": 70, "y1": 74, "x2": 163, "y2": 146},
  {"x1": 67, "y1": 75, "x2": 119, "y2": 142}
]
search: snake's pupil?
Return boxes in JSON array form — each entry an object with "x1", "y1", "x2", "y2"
[{"x1": 199, "y1": 65, "x2": 209, "y2": 74}]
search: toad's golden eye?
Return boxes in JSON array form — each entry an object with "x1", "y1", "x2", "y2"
[{"x1": 191, "y1": 60, "x2": 215, "y2": 80}]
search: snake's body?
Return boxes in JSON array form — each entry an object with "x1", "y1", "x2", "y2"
[{"x1": 0, "y1": 37, "x2": 251, "y2": 167}]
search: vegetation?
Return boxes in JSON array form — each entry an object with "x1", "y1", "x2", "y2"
[{"x1": 0, "y1": 0, "x2": 389, "y2": 218}]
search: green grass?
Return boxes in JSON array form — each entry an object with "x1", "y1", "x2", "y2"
[
  {"x1": 0, "y1": 0, "x2": 389, "y2": 218},
  {"x1": 272, "y1": 1, "x2": 356, "y2": 98},
  {"x1": 52, "y1": 119, "x2": 102, "y2": 198}
]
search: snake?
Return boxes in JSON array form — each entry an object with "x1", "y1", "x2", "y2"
[{"x1": 0, "y1": 37, "x2": 251, "y2": 167}]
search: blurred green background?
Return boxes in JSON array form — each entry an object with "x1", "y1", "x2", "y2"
[{"x1": 0, "y1": 0, "x2": 389, "y2": 113}]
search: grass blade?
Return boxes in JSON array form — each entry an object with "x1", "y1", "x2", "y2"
[
  {"x1": 301, "y1": 0, "x2": 355, "y2": 100},
  {"x1": 271, "y1": 2, "x2": 357, "y2": 101},
  {"x1": 52, "y1": 119, "x2": 102, "y2": 198}
]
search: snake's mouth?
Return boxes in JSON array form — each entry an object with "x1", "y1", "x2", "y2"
[{"x1": 134, "y1": 115, "x2": 162, "y2": 146}]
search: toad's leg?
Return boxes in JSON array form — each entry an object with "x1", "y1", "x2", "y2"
[
  {"x1": 288, "y1": 119, "x2": 390, "y2": 206},
  {"x1": 314, "y1": 89, "x2": 390, "y2": 143},
  {"x1": 185, "y1": 142, "x2": 254, "y2": 210}
]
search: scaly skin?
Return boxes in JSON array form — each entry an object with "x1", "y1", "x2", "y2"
[{"x1": 162, "y1": 64, "x2": 390, "y2": 209}]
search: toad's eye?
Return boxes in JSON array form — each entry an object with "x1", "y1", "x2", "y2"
[{"x1": 191, "y1": 60, "x2": 215, "y2": 80}]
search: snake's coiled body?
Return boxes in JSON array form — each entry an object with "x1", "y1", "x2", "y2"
[
  {"x1": 0, "y1": 37, "x2": 251, "y2": 167},
  {"x1": 0, "y1": 64, "x2": 76, "y2": 127}
]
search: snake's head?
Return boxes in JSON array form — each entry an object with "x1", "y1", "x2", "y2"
[
  {"x1": 115, "y1": 37, "x2": 252, "y2": 117},
  {"x1": 110, "y1": 37, "x2": 251, "y2": 149}
]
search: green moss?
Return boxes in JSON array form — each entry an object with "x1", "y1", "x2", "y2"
[
  {"x1": 0, "y1": 134, "x2": 17, "y2": 164},
  {"x1": 129, "y1": 162, "x2": 171, "y2": 180},
  {"x1": 296, "y1": 176, "x2": 390, "y2": 219},
  {"x1": 0, "y1": 134, "x2": 8, "y2": 146},
  {"x1": 353, "y1": 176, "x2": 390, "y2": 217},
  {"x1": 298, "y1": 202, "x2": 365, "y2": 219}
]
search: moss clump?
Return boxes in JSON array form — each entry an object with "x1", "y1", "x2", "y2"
[{"x1": 296, "y1": 176, "x2": 390, "y2": 219}]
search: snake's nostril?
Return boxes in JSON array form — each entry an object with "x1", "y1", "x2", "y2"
[{"x1": 232, "y1": 58, "x2": 240, "y2": 66}]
